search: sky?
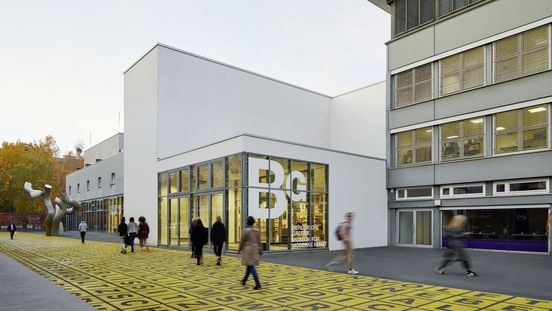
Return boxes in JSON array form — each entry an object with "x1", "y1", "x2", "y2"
[{"x1": 0, "y1": 0, "x2": 389, "y2": 154}]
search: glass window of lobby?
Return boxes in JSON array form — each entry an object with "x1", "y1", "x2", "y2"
[{"x1": 158, "y1": 153, "x2": 328, "y2": 252}]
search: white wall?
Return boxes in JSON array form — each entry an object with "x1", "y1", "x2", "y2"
[
  {"x1": 84, "y1": 133, "x2": 124, "y2": 166},
  {"x1": 66, "y1": 152, "x2": 123, "y2": 201},
  {"x1": 156, "y1": 45, "x2": 332, "y2": 160},
  {"x1": 242, "y1": 135, "x2": 388, "y2": 250},
  {"x1": 331, "y1": 81, "x2": 386, "y2": 159},
  {"x1": 124, "y1": 47, "x2": 159, "y2": 235}
]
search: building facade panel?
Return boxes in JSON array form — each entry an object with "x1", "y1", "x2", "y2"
[
  {"x1": 388, "y1": 26, "x2": 435, "y2": 71},
  {"x1": 388, "y1": 165, "x2": 435, "y2": 188}
]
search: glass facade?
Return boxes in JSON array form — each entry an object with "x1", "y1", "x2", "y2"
[
  {"x1": 65, "y1": 195, "x2": 123, "y2": 234},
  {"x1": 157, "y1": 153, "x2": 328, "y2": 252},
  {"x1": 442, "y1": 209, "x2": 549, "y2": 253},
  {"x1": 495, "y1": 105, "x2": 549, "y2": 154}
]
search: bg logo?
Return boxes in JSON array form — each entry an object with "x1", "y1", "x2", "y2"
[{"x1": 248, "y1": 158, "x2": 306, "y2": 219}]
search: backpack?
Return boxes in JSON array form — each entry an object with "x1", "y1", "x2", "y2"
[{"x1": 335, "y1": 223, "x2": 344, "y2": 241}]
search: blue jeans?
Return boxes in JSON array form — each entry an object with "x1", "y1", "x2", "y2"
[
  {"x1": 129, "y1": 233, "x2": 137, "y2": 251},
  {"x1": 242, "y1": 266, "x2": 261, "y2": 287}
]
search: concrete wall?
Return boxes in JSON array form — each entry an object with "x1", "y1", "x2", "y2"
[
  {"x1": 388, "y1": 0, "x2": 552, "y2": 70},
  {"x1": 84, "y1": 133, "x2": 124, "y2": 166},
  {"x1": 66, "y1": 152, "x2": 123, "y2": 201},
  {"x1": 331, "y1": 82, "x2": 386, "y2": 158},
  {"x1": 156, "y1": 45, "x2": 332, "y2": 160},
  {"x1": 123, "y1": 47, "x2": 159, "y2": 235}
]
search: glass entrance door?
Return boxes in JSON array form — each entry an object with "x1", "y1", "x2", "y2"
[
  {"x1": 196, "y1": 192, "x2": 224, "y2": 248},
  {"x1": 179, "y1": 197, "x2": 189, "y2": 247},
  {"x1": 398, "y1": 210, "x2": 432, "y2": 247}
]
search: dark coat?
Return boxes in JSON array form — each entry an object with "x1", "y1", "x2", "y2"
[
  {"x1": 117, "y1": 222, "x2": 128, "y2": 237},
  {"x1": 210, "y1": 221, "x2": 226, "y2": 243},
  {"x1": 191, "y1": 225, "x2": 208, "y2": 247},
  {"x1": 7, "y1": 224, "x2": 16, "y2": 232},
  {"x1": 138, "y1": 222, "x2": 150, "y2": 239},
  {"x1": 443, "y1": 227, "x2": 469, "y2": 262}
]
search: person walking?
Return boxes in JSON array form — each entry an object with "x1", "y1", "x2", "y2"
[
  {"x1": 327, "y1": 212, "x2": 359, "y2": 275},
  {"x1": 7, "y1": 221, "x2": 16, "y2": 240},
  {"x1": 211, "y1": 216, "x2": 227, "y2": 266},
  {"x1": 435, "y1": 215, "x2": 477, "y2": 277},
  {"x1": 189, "y1": 217, "x2": 198, "y2": 258},
  {"x1": 117, "y1": 217, "x2": 129, "y2": 254},
  {"x1": 128, "y1": 217, "x2": 138, "y2": 252},
  {"x1": 190, "y1": 218, "x2": 208, "y2": 265},
  {"x1": 138, "y1": 216, "x2": 150, "y2": 251},
  {"x1": 78, "y1": 220, "x2": 88, "y2": 243},
  {"x1": 238, "y1": 216, "x2": 262, "y2": 289}
]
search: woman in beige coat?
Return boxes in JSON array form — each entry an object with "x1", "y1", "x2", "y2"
[{"x1": 238, "y1": 216, "x2": 262, "y2": 289}]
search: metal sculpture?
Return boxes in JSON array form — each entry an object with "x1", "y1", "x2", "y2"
[{"x1": 23, "y1": 182, "x2": 81, "y2": 236}]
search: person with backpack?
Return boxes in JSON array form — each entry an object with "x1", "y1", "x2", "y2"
[
  {"x1": 327, "y1": 212, "x2": 359, "y2": 274},
  {"x1": 138, "y1": 216, "x2": 150, "y2": 251}
]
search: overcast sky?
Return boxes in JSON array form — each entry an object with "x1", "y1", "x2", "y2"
[{"x1": 0, "y1": 0, "x2": 389, "y2": 154}]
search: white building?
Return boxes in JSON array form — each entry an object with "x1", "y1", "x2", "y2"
[
  {"x1": 66, "y1": 133, "x2": 124, "y2": 233},
  {"x1": 123, "y1": 43, "x2": 387, "y2": 251}
]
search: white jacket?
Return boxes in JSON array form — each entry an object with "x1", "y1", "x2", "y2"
[
  {"x1": 128, "y1": 222, "x2": 138, "y2": 234},
  {"x1": 78, "y1": 222, "x2": 88, "y2": 232}
]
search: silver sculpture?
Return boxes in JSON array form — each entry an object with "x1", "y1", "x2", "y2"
[{"x1": 23, "y1": 182, "x2": 81, "y2": 236}]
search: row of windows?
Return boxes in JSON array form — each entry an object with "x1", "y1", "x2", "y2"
[
  {"x1": 394, "y1": 0, "x2": 483, "y2": 36},
  {"x1": 394, "y1": 25, "x2": 551, "y2": 108},
  {"x1": 396, "y1": 178, "x2": 550, "y2": 200},
  {"x1": 69, "y1": 172, "x2": 116, "y2": 194},
  {"x1": 395, "y1": 104, "x2": 550, "y2": 167}
]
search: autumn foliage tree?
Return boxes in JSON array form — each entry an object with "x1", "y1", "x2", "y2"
[{"x1": 0, "y1": 136, "x2": 83, "y2": 214}]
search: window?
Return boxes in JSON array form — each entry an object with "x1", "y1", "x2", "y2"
[
  {"x1": 86, "y1": 180, "x2": 90, "y2": 191},
  {"x1": 396, "y1": 187, "x2": 433, "y2": 200},
  {"x1": 441, "y1": 183, "x2": 485, "y2": 198},
  {"x1": 110, "y1": 172, "x2": 115, "y2": 186},
  {"x1": 440, "y1": 46, "x2": 485, "y2": 95},
  {"x1": 396, "y1": 127, "x2": 433, "y2": 166},
  {"x1": 494, "y1": 25, "x2": 550, "y2": 83},
  {"x1": 493, "y1": 179, "x2": 549, "y2": 196},
  {"x1": 438, "y1": 0, "x2": 483, "y2": 17},
  {"x1": 495, "y1": 105, "x2": 549, "y2": 154},
  {"x1": 97, "y1": 177, "x2": 102, "y2": 189},
  {"x1": 69, "y1": 186, "x2": 72, "y2": 195},
  {"x1": 77, "y1": 184, "x2": 80, "y2": 193},
  {"x1": 440, "y1": 117, "x2": 484, "y2": 161},
  {"x1": 394, "y1": 63, "x2": 433, "y2": 107},
  {"x1": 395, "y1": 0, "x2": 434, "y2": 35}
]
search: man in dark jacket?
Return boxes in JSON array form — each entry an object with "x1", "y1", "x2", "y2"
[
  {"x1": 210, "y1": 216, "x2": 227, "y2": 265},
  {"x1": 190, "y1": 218, "x2": 208, "y2": 265},
  {"x1": 117, "y1": 217, "x2": 128, "y2": 254},
  {"x1": 7, "y1": 221, "x2": 16, "y2": 240}
]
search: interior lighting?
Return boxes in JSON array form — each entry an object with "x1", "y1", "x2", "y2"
[
  {"x1": 496, "y1": 127, "x2": 505, "y2": 131},
  {"x1": 446, "y1": 135, "x2": 459, "y2": 139},
  {"x1": 470, "y1": 118, "x2": 484, "y2": 124},
  {"x1": 425, "y1": 129, "x2": 432, "y2": 133},
  {"x1": 528, "y1": 107, "x2": 547, "y2": 113}
]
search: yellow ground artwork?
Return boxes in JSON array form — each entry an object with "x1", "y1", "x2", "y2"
[{"x1": 0, "y1": 232, "x2": 551, "y2": 311}]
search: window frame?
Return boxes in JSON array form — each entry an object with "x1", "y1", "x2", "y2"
[
  {"x1": 393, "y1": 63, "x2": 434, "y2": 108},
  {"x1": 493, "y1": 179, "x2": 549, "y2": 196},
  {"x1": 77, "y1": 183, "x2": 80, "y2": 193},
  {"x1": 394, "y1": 0, "x2": 435, "y2": 36},
  {"x1": 437, "y1": 0, "x2": 482, "y2": 18},
  {"x1": 396, "y1": 187, "x2": 434, "y2": 200},
  {"x1": 69, "y1": 186, "x2": 72, "y2": 195},
  {"x1": 86, "y1": 180, "x2": 90, "y2": 191},
  {"x1": 110, "y1": 172, "x2": 116, "y2": 186},
  {"x1": 493, "y1": 104, "x2": 550, "y2": 155},
  {"x1": 493, "y1": 25, "x2": 551, "y2": 84},
  {"x1": 439, "y1": 46, "x2": 486, "y2": 96},
  {"x1": 395, "y1": 127, "x2": 434, "y2": 167},
  {"x1": 439, "y1": 117, "x2": 485, "y2": 162},
  {"x1": 440, "y1": 183, "x2": 486, "y2": 199}
]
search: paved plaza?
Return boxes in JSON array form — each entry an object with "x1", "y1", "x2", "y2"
[{"x1": 1, "y1": 232, "x2": 551, "y2": 311}]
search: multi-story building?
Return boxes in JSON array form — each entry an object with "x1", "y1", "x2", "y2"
[
  {"x1": 65, "y1": 133, "x2": 124, "y2": 233},
  {"x1": 374, "y1": 0, "x2": 552, "y2": 253}
]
